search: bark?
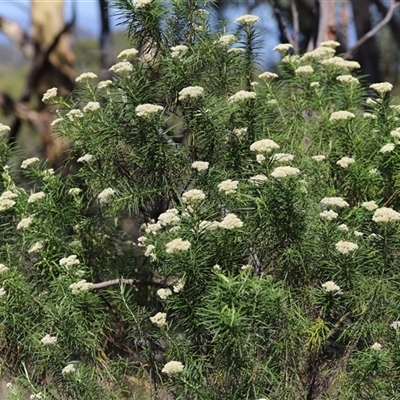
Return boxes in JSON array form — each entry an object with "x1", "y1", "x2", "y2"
[
  {"x1": 315, "y1": 0, "x2": 336, "y2": 45},
  {"x1": 98, "y1": 0, "x2": 114, "y2": 79},
  {"x1": 31, "y1": 0, "x2": 75, "y2": 79},
  {"x1": 349, "y1": 0, "x2": 382, "y2": 83}
]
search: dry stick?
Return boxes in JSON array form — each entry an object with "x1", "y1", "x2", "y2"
[
  {"x1": 92, "y1": 279, "x2": 163, "y2": 290},
  {"x1": 271, "y1": 0, "x2": 295, "y2": 47},
  {"x1": 344, "y1": 0, "x2": 400, "y2": 59},
  {"x1": 290, "y1": 0, "x2": 300, "y2": 52}
]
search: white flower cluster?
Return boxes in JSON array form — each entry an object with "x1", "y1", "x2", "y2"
[
  {"x1": 165, "y1": 238, "x2": 191, "y2": 254},
  {"x1": 0, "y1": 190, "x2": 17, "y2": 212},
  {"x1": 390, "y1": 128, "x2": 400, "y2": 139},
  {"x1": 30, "y1": 393, "x2": 43, "y2": 399},
  {"x1": 330, "y1": 111, "x2": 355, "y2": 121},
  {"x1": 336, "y1": 157, "x2": 355, "y2": 168},
  {"x1": 312, "y1": 155, "x2": 326, "y2": 162},
  {"x1": 295, "y1": 65, "x2": 314, "y2": 76},
  {"x1": 198, "y1": 220, "x2": 220, "y2": 232},
  {"x1": 117, "y1": 48, "x2": 139, "y2": 60},
  {"x1": 77, "y1": 154, "x2": 93, "y2": 163},
  {"x1": 69, "y1": 280, "x2": 93, "y2": 294},
  {"x1": 69, "y1": 188, "x2": 82, "y2": 195},
  {"x1": 258, "y1": 71, "x2": 278, "y2": 80},
  {"x1": 370, "y1": 342, "x2": 382, "y2": 351},
  {"x1": 191, "y1": 161, "x2": 209, "y2": 171},
  {"x1": 40, "y1": 334, "x2": 57, "y2": 346},
  {"x1": 302, "y1": 47, "x2": 335, "y2": 62},
  {"x1": 170, "y1": 45, "x2": 188, "y2": 58},
  {"x1": 219, "y1": 213, "x2": 243, "y2": 229},
  {"x1": 150, "y1": 312, "x2": 167, "y2": 327},
  {"x1": 83, "y1": 102, "x2": 101, "y2": 112},
  {"x1": 320, "y1": 197, "x2": 349, "y2": 208},
  {"x1": 51, "y1": 117, "x2": 63, "y2": 127},
  {"x1": 75, "y1": 72, "x2": 97, "y2": 83},
  {"x1": 322, "y1": 281, "x2": 341, "y2": 292},
  {"x1": 271, "y1": 166, "x2": 300, "y2": 178},
  {"x1": 0, "y1": 123, "x2": 11, "y2": 136},
  {"x1": 157, "y1": 288, "x2": 172, "y2": 300},
  {"x1": 144, "y1": 244, "x2": 156, "y2": 260},
  {"x1": 270, "y1": 153, "x2": 294, "y2": 163},
  {"x1": 380, "y1": 143, "x2": 395, "y2": 153},
  {"x1": 336, "y1": 75, "x2": 359, "y2": 85},
  {"x1": 335, "y1": 240, "x2": 358, "y2": 254},
  {"x1": 319, "y1": 210, "x2": 338, "y2": 221},
  {"x1": 235, "y1": 14, "x2": 260, "y2": 25},
  {"x1": 109, "y1": 61, "x2": 134, "y2": 75},
  {"x1": 179, "y1": 86, "x2": 204, "y2": 101},
  {"x1": 248, "y1": 174, "x2": 268, "y2": 185},
  {"x1": 135, "y1": 103, "x2": 164, "y2": 117},
  {"x1": 182, "y1": 189, "x2": 206, "y2": 205},
  {"x1": 28, "y1": 191, "x2": 46, "y2": 203},
  {"x1": 62, "y1": 364, "x2": 76, "y2": 375},
  {"x1": 320, "y1": 40, "x2": 340, "y2": 49},
  {"x1": 21, "y1": 157, "x2": 40, "y2": 169},
  {"x1": 372, "y1": 207, "x2": 400, "y2": 223},
  {"x1": 66, "y1": 109, "x2": 84, "y2": 121},
  {"x1": 162, "y1": 360, "x2": 184, "y2": 375},
  {"x1": 370, "y1": 82, "x2": 393, "y2": 96},
  {"x1": 363, "y1": 112, "x2": 376, "y2": 119},
  {"x1": 273, "y1": 43, "x2": 293, "y2": 54},
  {"x1": 217, "y1": 35, "x2": 236, "y2": 46},
  {"x1": 390, "y1": 321, "x2": 400, "y2": 330},
  {"x1": 28, "y1": 241, "x2": 43, "y2": 254},
  {"x1": 158, "y1": 209, "x2": 180, "y2": 226},
  {"x1": 362, "y1": 201, "x2": 378, "y2": 211},
  {"x1": 98, "y1": 188, "x2": 115, "y2": 204},
  {"x1": 250, "y1": 139, "x2": 280, "y2": 154},
  {"x1": 218, "y1": 179, "x2": 239, "y2": 194},
  {"x1": 97, "y1": 80, "x2": 112, "y2": 90},
  {"x1": 59, "y1": 255, "x2": 80, "y2": 268},
  {"x1": 17, "y1": 216, "x2": 33, "y2": 230},
  {"x1": 173, "y1": 278, "x2": 185, "y2": 293},
  {"x1": 42, "y1": 87, "x2": 57, "y2": 103},
  {"x1": 228, "y1": 90, "x2": 256, "y2": 102},
  {"x1": 0, "y1": 287, "x2": 6, "y2": 297},
  {"x1": 142, "y1": 220, "x2": 162, "y2": 235},
  {"x1": 321, "y1": 57, "x2": 360, "y2": 70}
]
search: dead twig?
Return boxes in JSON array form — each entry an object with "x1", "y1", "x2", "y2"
[
  {"x1": 344, "y1": 0, "x2": 400, "y2": 59},
  {"x1": 92, "y1": 278, "x2": 163, "y2": 290}
]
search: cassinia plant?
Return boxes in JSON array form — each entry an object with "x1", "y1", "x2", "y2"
[{"x1": 1, "y1": 1, "x2": 400, "y2": 399}]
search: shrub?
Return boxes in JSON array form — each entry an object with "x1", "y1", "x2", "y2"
[{"x1": 1, "y1": 1, "x2": 400, "y2": 399}]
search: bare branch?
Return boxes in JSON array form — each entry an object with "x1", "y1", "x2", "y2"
[
  {"x1": 372, "y1": 0, "x2": 400, "y2": 49},
  {"x1": 344, "y1": 0, "x2": 400, "y2": 59},
  {"x1": 270, "y1": 0, "x2": 295, "y2": 47},
  {"x1": 0, "y1": 16, "x2": 34, "y2": 58},
  {"x1": 92, "y1": 278, "x2": 163, "y2": 290},
  {"x1": 290, "y1": 0, "x2": 300, "y2": 52}
]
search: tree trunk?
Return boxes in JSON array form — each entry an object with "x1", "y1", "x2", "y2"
[
  {"x1": 350, "y1": 0, "x2": 381, "y2": 83},
  {"x1": 315, "y1": 0, "x2": 336, "y2": 45}
]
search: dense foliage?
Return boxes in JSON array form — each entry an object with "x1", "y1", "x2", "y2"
[{"x1": 1, "y1": 1, "x2": 400, "y2": 399}]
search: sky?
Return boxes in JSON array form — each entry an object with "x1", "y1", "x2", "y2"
[
  {"x1": 0, "y1": 1, "x2": 360, "y2": 70},
  {"x1": 0, "y1": 0, "x2": 283, "y2": 67},
  {"x1": 0, "y1": 1, "x2": 121, "y2": 43}
]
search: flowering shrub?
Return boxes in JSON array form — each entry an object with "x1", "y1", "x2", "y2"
[{"x1": 2, "y1": 0, "x2": 400, "y2": 399}]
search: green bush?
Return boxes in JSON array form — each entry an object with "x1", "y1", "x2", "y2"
[{"x1": 1, "y1": 1, "x2": 400, "y2": 399}]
